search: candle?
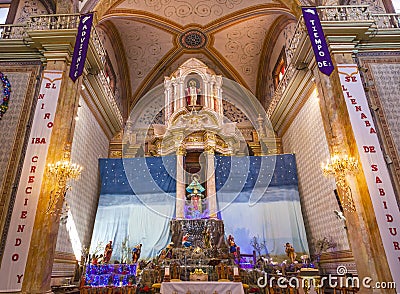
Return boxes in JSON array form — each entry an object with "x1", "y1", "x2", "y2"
[
  {"x1": 233, "y1": 267, "x2": 239, "y2": 276},
  {"x1": 165, "y1": 267, "x2": 170, "y2": 276}
]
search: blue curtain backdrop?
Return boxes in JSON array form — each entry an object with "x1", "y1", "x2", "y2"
[
  {"x1": 215, "y1": 155, "x2": 309, "y2": 257},
  {"x1": 90, "y1": 156, "x2": 177, "y2": 261},
  {"x1": 91, "y1": 154, "x2": 308, "y2": 261}
]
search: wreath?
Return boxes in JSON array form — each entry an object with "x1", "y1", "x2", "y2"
[{"x1": 0, "y1": 72, "x2": 11, "y2": 119}]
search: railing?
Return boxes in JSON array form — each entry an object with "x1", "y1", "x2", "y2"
[
  {"x1": 317, "y1": 5, "x2": 400, "y2": 29},
  {"x1": 28, "y1": 13, "x2": 81, "y2": 30},
  {"x1": 28, "y1": 13, "x2": 107, "y2": 63},
  {"x1": 317, "y1": 5, "x2": 370, "y2": 21},
  {"x1": 0, "y1": 13, "x2": 118, "y2": 124},
  {"x1": 372, "y1": 13, "x2": 400, "y2": 28},
  {"x1": 285, "y1": 16, "x2": 306, "y2": 63},
  {"x1": 267, "y1": 65, "x2": 296, "y2": 117},
  {"x1": 98, "y1": 70, "x2": 124, "y2": 125},
  {"x1": 90, "y1": 27, "x2": 106, "y2": 65},
  {"x1": 0, "y1": 24, "x2": 28, "y2": 39}
]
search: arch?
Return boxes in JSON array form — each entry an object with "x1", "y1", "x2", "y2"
[{"x1": 92, "y1": 0, "x2": 303, "y2": 20}]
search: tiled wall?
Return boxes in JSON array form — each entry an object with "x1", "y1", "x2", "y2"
[
  {"x1": 281, "y1": 90, "x2": 350, "y2": 254},
  {"x1": 0, "y1": 66, "x2": 39, "y2": 255},
  {"x1": 369, "y1": 62, "x2": 400, "y2": 160},
  {"x1": 0, "y1": 72, "x2": 31, "y2": 190},
  {"x1": 55, "y1": 96, "x2": 109, "y2": 259}
]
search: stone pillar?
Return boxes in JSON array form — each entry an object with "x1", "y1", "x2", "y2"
[
  {"x1": 216, "y1": 76, "x2": 223, "y2": 116},
  {"x1": 178, "y1": 78, "x2": 185, "y2": 109},
  {"x1": 175, "y1": 147, "x2": 186, "y2": 219},
  {"x1": 203, "y1": 80, "x2": 209, "y2": 108},
  {"x1": 164, "y1": 78, "x2": 172, "y2": 124},
  {"x1": 172, "y1": 78, "x2": 177, "y2": 114},
  {"x1": 209, "y1": 79, "x2": 215, "y2": 111},
  {"x1": 22, "y1": 60, "x2": 80, "y2": 293}
]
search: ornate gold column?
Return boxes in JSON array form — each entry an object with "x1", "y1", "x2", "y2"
[
  {"x1": 205, "y1": 143, "x2": 217, "y2": 219},
  {"x1": 19, "y1": 14, "x2": 106, "y2": 293},
  {"x1": 22, "y1": 60, "x2": 80, "y2": 293},
  {"x1": 313, "y1": 51, "x2": 391, "y2": 291},
  {"x1": 175, "y1": 146, "x2": 186, "y2": 219}
]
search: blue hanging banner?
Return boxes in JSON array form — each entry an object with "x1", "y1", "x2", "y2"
[
  {"x1": 69, "y1": 13, "x2": 94, "y2": 82},
  {"x1": 302, "y1": 7, "x2": 334, "y2": 76}
]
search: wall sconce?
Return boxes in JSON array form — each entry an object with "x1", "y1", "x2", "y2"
[
  {"x1": 45, "y1": 153, "x2": 82, "y2": 215},
  {"x1": 322, "y1": 154, "x2": 358, "y2": 212}
]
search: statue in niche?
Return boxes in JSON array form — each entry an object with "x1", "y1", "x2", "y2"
[
  {"x1": 185, "y1": 79, "x2": 201, "y2": 106},
  {"x1": 186, "y1": 174, "x2": 206, "y2": 213}
]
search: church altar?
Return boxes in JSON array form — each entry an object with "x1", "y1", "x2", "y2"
[{"x1": 160, "y1": 281, "x2": 245, "y2": 294}]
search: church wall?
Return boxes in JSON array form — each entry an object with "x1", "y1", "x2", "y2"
[
  {"x1": 281, "y1": 90, "x2": 351, "y2": 259},
  {"x1": 53, "y1": 95, "x2": 109, "y2": 284},
  {"x1": 0, "y1": 63, "x2": 41, "y2": 262}
]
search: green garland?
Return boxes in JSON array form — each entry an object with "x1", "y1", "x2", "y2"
[{"x1": 0, "y1": 72, "x2": 11, "y2": 119}]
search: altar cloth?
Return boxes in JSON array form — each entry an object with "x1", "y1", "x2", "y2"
[{"x1": 160, "y1": 281, "x2": 245, "y2": 294}]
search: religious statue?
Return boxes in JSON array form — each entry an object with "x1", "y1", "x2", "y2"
[
  {"x1": 91, "y1": 255, "x2": 99, "y2": 265},
  {"x1": 103, "y1": 241, "x2": 113, "y2": 263},
  {"x1": 203, "y1": 226, "x2": 211, "y2": 248},
  {"x1": 285, "y1": 242, "x2": 296, "y2": 264},
  {"x1": 186, "y1": 174, "x2": 206, "y2": 213},
  {"x1": 227, "y1": 235, "x2": 237, "y2": 253},
  {"x1": 132, "y1": 243, "x2": 142, "y2": 263},
  {"x1": 185, "y1": 79, "x2": 201, "y2": 106},
  {"x1": 182, "y1": 233, "x2": 192, "y2": 248},
  {"x1": 159, "y1": 242, "x2": 174, "y2": 260}
]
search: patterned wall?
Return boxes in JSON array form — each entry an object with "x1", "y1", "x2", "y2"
[
  {"x1": 0, "y1": 65, "x2": 39, "y2": 256},
  {"x1": 359, "y1": 54, "x2": 400, "y2": 198},
  {"x1": 0, "y1": 71, "x2": 31, "y2": 191},
  {"x1": 55, "y1": 96, "x2": 110, "y2": 259},
  {"x1": 281, "y1": 91, "x2": 350, "y2": 254},
  {"x1": 14, "y1": 0, "x2": 47, "y2": 24},
  {"x1": 369, "y1": 62, "x2": 400, "y2": 160}
]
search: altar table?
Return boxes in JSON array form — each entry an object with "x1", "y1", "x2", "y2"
[{"x1": 160, "y1": 281, "x2": 244, "y2": 294}]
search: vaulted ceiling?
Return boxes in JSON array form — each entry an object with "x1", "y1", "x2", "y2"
[{"x1": 84, "y1": 0, "x2": 299, "y2": 110}]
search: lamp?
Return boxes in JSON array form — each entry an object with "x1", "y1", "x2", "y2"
[
  {"x1": 45, "y1": 153, "x2": 82, "y2": 215},
  {"x1": 322, "y1": 154, "x2": 358, "y2": 212}
]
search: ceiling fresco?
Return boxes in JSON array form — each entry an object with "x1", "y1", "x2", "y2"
[{"x1": 92, "y1": 0, "x2": 297, "y2": 109}]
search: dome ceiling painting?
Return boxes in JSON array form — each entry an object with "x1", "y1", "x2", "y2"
[{"x1": 90, "y1": 0, "x2": 299, "y2": 108}]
